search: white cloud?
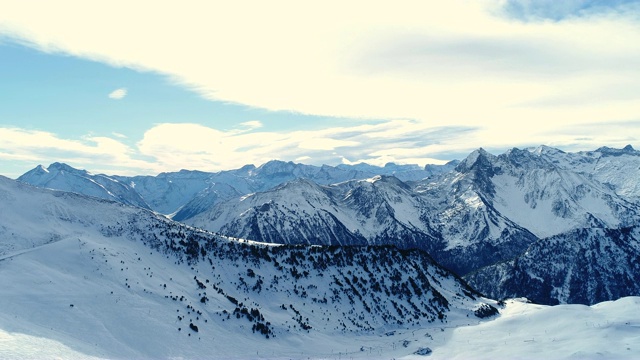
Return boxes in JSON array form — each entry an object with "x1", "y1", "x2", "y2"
[
  {"x1": 2, "y1": 117, "x2": 640, "y2": 178},
  {"x1": 0, "y1": 0, "x2": 639, "y2": 169},
  {"x1": 238, "y1": 121, "x2": 263, "y2": 131},
  {"x1": 0, "y1": 127, "x2": 159, "y2": 175},
  {"x1": 133, "y1": 119, "x2": 640, "y2": 172},
  {"x1": 108, "y1": 88, "x2": 127, "y2": 100},
  {"x1": 111, "y1": 132, "x2": 127, "y2": 138}
]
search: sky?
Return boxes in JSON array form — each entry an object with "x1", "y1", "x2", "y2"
[{"x1": 0, "y1": 0, "x2": 639, "y2": 178}]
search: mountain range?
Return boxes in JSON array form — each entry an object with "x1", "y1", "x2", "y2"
[
  {"x1": 6, "y1": 144, "x2": 640, "y2": 358},
  {"x1": 17, "y1": 145, "x2": 640, "y2": 306}
]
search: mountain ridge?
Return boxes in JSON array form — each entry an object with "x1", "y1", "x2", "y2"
[{"x1": 15, "y1": 144, "x2": 640, "y2": 305}]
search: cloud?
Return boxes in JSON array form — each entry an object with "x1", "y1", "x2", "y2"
[
  {"x1": 0, "y1": 127, "x2": 159, "y2": 175},
  {"x1": 501, "y1": 0, "x2": 640, "y2": 21},
  {"x1": 0, "y1": 0, "x2": 639, "y2": 171},
  {"x1": 108, "y1": 88, "x2": 127, "y2": 100},
  {"x1": 2, "y1": 116, "x2": 640, "y2": 178},
  {"x1": 134, "y1": 119, "x2": 640, "y2": 172},
  {"x1": 238, "y1": 121, "x2": 262, "y2": 130}
]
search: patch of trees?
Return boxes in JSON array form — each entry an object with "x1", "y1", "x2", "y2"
[{"x1": 474, "y1": 303, "x2": 499, "y2": 318}]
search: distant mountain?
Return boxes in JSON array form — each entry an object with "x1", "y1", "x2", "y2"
[
  {"x1": 21, "y1": 160, "x2": 453, "y2": 216},
  {"x1": 187, "y1": 178, "x2": 368, "y2": 246},
  {"x1": 466, "y1": 225, "x2": 640, "y2": 305},
  {"x1": 412, "y1": 146, "x2": 640, "y2": 274},
  {"x1": 18, "y1": 162, "x2": 150, "y2": 209},
  {"x1": 531, "y1": 144, "x2": 640, "y2": 200},
  {"x1": 171, "y1": 182, "x2": 242, "y2": 221},
  {"x1": 187, "y1": 176, "x2": 441, "y2": 250},
  {"x1": 0, "y1": 175, "x2": 488, "y2": 358},
  {"x1": 113, "y1": 169, "x2": 216, "y2": 215},
  {"x1": 171, "y1": 160, "x2": 448, "y2": 219}
]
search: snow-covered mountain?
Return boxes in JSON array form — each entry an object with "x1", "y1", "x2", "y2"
[
  {"x1": 19, "y1": 160, "x2": 451, "y2": 216},
  {"x1": 532, "y1": 144, "x2": 640, "y2": 200},
  {"x1": 167, "y1": 160, "x2": 455, "y2": 217},
  {"x1": 0, "y1": 175, "x2": 494, "y2": 358},
  {"x1": 187, "y1": 178, "x2": 369, "y2": 246},
  {"x1": 113, "y1": 169, "x2": 216, "y2": 215},
  {"x1": 5, "y1": 149, "x2": 640, "y2": 358},
  {"x1": 419, "y1": 147, "x2": 640, "y2": 239},
  {"x1": 186, "y1": 146, "x2": 640, "y2": 278},
  {"x1": 187, "y1": 176, "x2": 441, "y2": 250},
  {"x1": 413, "y1": 146, "x2": 640, "y2": 274},
  {"x1": 18, "y1": 162, "x2": 150, "y2": 209},
  {"x1": 465, "y1": 225, "x2": 640, "y2": 305},
  {"x1": 16, "y1": 145, "x2": 640, "y2": 307},
  {"x1": 186, "y1": 167, "x2": 532, "y2": 276}
]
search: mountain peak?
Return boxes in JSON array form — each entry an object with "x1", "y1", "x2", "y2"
[
  {"x1": 272, "y1": 177, "x2": 326, "y2": 193},
  {"x1": 255, "y1": 160, "x2": 296, "y2": 174},
  {"x1": 363, "y1": 174, "x2": 409, "y2": 189},
  {"x1": 596, "y1": 145, "x2": 638, "y2": 157},
  {"x1": 48, "y1": 162, "x2": 86, "y2": 174},
  {"x1": 18, "y1": 163, "x2": 87, "y2": 185},
  {"x1": 456, "y1": 148, "x2": 496, "y2": 172},
  {"x1": 502, "y1": 147, "x2": 552, "y2": 170},
  {"x1": 529, "y1": 145, "x2": 565, "y2": 156}
]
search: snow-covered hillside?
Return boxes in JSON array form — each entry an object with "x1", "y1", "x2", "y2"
[
  {"x1": 3, "y1": 162, "x2": 640, "y2": 359},
  {"x1": 187, "y1": 178, "x2": 370, "y2": 246},
  {"x1": 0, "y1": 175, "x2": 492, "y2": 359}
]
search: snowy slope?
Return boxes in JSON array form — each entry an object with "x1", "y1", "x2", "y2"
[
  {"x1": 490, "y1": 147, "x2": 640, "y2": 238},
  {"x1": 0, "y1": 175, "x2": 492, "y2": 359},
  {"x1": 419, "y1": 297, "x2": 640, "y2": 360},
  {"x1": 18, "y1": 163, "x2": 149, "y2": 209},
  {"x1": 415, "y1": 149, "x2": 539, "y2": 275},
  {"x1": 171, "y1": 160, "x2": 452, "y2": 219},
  {"x1": 171, "y1": 182, "x2": 241, "y2": 221}
]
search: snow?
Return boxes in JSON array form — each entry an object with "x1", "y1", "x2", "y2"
[
  {"x1": 364, "y1": 175, "x2": 382, "y2": 184},
  {"x1": 418, "y1": 297, "x2": 640, "y2": 360},
  {"x1": 3, "y1": 272, "x2": 639, "y2": 360}
]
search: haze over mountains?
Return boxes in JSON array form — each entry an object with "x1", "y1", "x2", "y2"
[{"x1": 7, "y1": 145, "x2": 640, "y2": 358}]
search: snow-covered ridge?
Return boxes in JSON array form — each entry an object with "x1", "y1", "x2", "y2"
[{"x1": 18, "y1": 162, "x2": 150, "y2": 210}]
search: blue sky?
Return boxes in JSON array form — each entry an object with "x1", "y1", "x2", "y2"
[{"x1": 1, "y1": 0, "x2": 639, "y2": 177}]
